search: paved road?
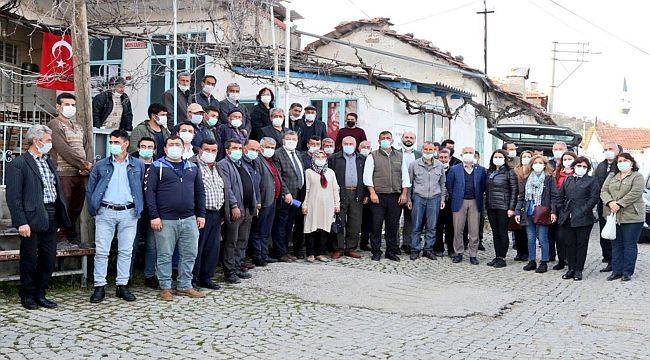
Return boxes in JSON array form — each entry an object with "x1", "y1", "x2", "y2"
[{"x1": 1, "y1": 229, "x2": 648, "y2": 359}]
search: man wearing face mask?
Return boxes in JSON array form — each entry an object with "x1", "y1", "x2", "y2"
[
  {"x1": 92, "y1": 76, "x2": 133, "y2": 131},
  {"x1": 249, "y1": 137, "x2": 282, "y2": 266},
  {"x1": 287, "y1": 103, "x2": 304, "y2": 144},
  {"x1": 177, "y1": 103, "x2": 215, "y2": 149},
  {"x1": 296, "y1": 105, "x2": 327, "y2": 151},
  {"x1": 176, "y1": 122, "x2": 197, "y2": 162},
  {"x1": 87, "y1": 130, "x2": 144, "y2": 304},
  {"x1": 550, "y1": 141, "x2": 568, "y2": 169},
  {"x1": 302, "y1": 136, "x2": 322, "y2": 168},
  {"x1": 259, "y1": 108, "x2": 289, "y2": 146},
  {"x1": 398, "y1": 131, "x2": 421, "y2": 254},
  {"x1": 441, "y1": 139, "x2": 461, "y2": 166},
  {"x1": 445, "y1": 147, "x2": 487, "y2": 265},
  {"x1": 216, "y1": 109, "x2": 248, "y2": 161},
  {"x1": 322, "y1": 138, "x2": 336, "y2": 157},
  {"x1": 334, "y1": 113, "x2": 366, "y2": 152},
  {"x1": 190, "y1": 75, "x2": 220, "y2": 111},
  {"x1": 363, "y1": 131, "x2": 411, "y2": 261},
  {"x1": 594, "y1": 142, "x2": 621, "y2": 271},
  {"x1": 48, "y1": 93, "x2": 92, "y2": 246},
  {"x1": 503, "y1": 141, "x2": 519, "y2": 168},
  {"x1": 358, "y1": 140, "x2": 373, "y2": 251},
  {"x1": 433, "y1": 149, "x2": 455, "y2": 257},
  {"x1": 219, "y1": 83, "x2": 251, "y2": 136},
  {"x1": 193, "y1": 138, "x2": 225, "y2": 290},
  {"x1": 146, "y1": 135, "x2": 206, "y2": 301},
  {"x1": 162, "y1": 71, "x2": 192, "y2": 128},
  {"x1": 129, "y1": 103, "x2": 170, "y2": 159},
  {"x1": 217, "y1": 139, "x2": 260, "y2": 283},
  {"x1": 6, "y1": 125, "x2": 71, "y2": 310}
]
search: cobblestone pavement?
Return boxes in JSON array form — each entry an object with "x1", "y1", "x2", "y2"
[{"x1": 1, "y1": 229, "x2": 649, "y2": 359}]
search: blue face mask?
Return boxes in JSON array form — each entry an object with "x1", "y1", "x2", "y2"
[
  {"x1": 109, "y1": 144, "x2": 123, "y2": 156},
  {"x1": 422, "y1": 153, "x2": 434, "y2": 160},
  {"x1": 343, "y1": 145, "x2": 355, "y2": 155},
  {"x1": 139, "y1": 148, "x2": 154, "y2": 159},
  {"x1": 380, "y1": 139, "x2": 391, "y2": 149},
  {"x1": 167, "y1": 146, "x2": 183, "y2": 160},
  {"x1": 191, "y1": 114, "x2": 203, "y2": 125},
  {"x1": 229, "y1": 149, "x2": 243, "y2": 161},
  {"x1": 207, "y1": 117, "x2": 218, "y2": 127},
  {"x1": 245, "y1": 150, "x2": 258, "y2": 161},
  {"x1": 617, "y1": 161, "x2": 631, "y2": 172},
  {"x1": 37, "y1": 141, "x2": 52, "y2": 154}
]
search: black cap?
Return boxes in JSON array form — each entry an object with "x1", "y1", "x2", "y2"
[{"x1": 227, "y1": 108, "x2": 243, "y2": 117}]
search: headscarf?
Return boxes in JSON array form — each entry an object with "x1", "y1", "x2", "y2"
[{"x1": 311, "y1": 150, "x2": 328, "y2": 188}]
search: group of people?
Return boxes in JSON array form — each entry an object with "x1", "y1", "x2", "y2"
[{"x1": 6, "y1": 75, "x2": 645, "y2": 311}]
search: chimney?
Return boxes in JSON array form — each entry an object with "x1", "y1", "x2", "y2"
[
  {"x1": 529, "y1": 81, "x2": 538, "y2": 91},
  {"x1": 506, "y1": 67, "x2": 530, "y2": 95}
]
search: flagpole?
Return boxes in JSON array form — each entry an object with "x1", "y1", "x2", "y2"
[{"x1": 172, "y1": 0, "x2": 178, "y2": 127}]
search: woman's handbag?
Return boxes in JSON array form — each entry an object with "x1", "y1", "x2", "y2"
[
  {"x1": 601, "y1": 213, "x2": 617, "y2": 240},
  {"x1": 533, "y1": 205, "x2": 552, "y2": 225},
  {"x1": 331, "y1": 213, "x2": 344, "y2": 235}
]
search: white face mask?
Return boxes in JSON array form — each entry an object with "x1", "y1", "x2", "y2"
[
  {"x1": 360, "y1": 148, "x2": 371, "y2": 156},
  {"x1": 324, "y1": 147, "x2": 334, "y2": 155},
  {"x1": 562, "y1": 159, "x2": 574, "y2": 168},
  {"x1": 156, "y1": 115, "x2": 167, "y2": 126},
  {"x1": 260, "y1": 95, "x2": 272, "y2": 104},
  {"x1": 262, "y1": 148, "x2": 275, "y2": 158},
  {"x1": 200, "y1": 151, "x2": 216, "y2": 164},
  {"x1": 202, "y1": 84, "x2": 214, "y2": 94},
  {"x1": 462, "y1": 153, "x2": 474, "y2": 163},
  {"x1": 179, "y1": 132, "x2": 194, "y2": 144},
  {"x1": 604, "y1": 150, "x2": 616, "y2": 160},
  {"x1": 532, "y1": 163, "x2": 545, "y2": 173},
  {"x1": 521, "y1": 157, "x2": 532, "y2": 166},
  {"x1": 553, "y1": 150, "x2": 565, "y2": 159},
  {"x1": 230, "y1": 119, "x2": 243, "y2": 128},
  {"x1": 305, "y1": 114, "x2": 316, "y2": 122},
  {"x1": 178, "y1": 84, "x2": 190, "y2": 92},
  {"x1": 492, "y1": 157, "x2": 505, "y2": 166},
  {"x1": 308, "y1": 146, "x2": 319, "y2": 154},
  {"x1": 314, "y1": 158, "x2": 327, "y2": 167},
  {"x1": 227, "y1": 92, "x2": 239, "y2": 102},
  {"x1": 284, "y1": 140, "x2": 297, "y2": 151},
  {"x1": 272, "y1": 117, "x2": 284, "y2": 127},
  {"x1": 574, "y1": 166, "x2": 587, "y2": 176},
  {"x1": 61, "y1": 105, "x2": 76, "y2": 118},
  {"x1": 507, "y1": 150, "x2": 517, "y2": 158},
  {"x1": 443, "y1": 162, "x2": 450, "y2": 169}
]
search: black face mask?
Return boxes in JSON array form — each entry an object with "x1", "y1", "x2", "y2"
[{"x1": 346, "y1": 121, "x2": 356, "y2": 128}]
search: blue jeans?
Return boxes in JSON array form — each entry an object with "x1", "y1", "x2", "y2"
[
  {"x1": 526, "y1": 217, "x2": 549, "y2": 262},
  {"x1": 250, "y1": 203, "x2": 276, "y2": 261},
  {"x1": 155, "y1": 216, "x2": 199, "y2": 290},
  {"x1": 410, "y1": 194, "x2": 441, "y2": 253},
  {"x1": 93, "y1": 208, "x2": 138, "y2": 287},
  {"x1": 612, "y1": 222, "x2": 642, "y2": 276},
  {"x1": 131, "y1": 216, "x2": 157, "y2": 279}
]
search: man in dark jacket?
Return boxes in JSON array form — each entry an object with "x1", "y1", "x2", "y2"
[
  {"x1": 92, "y1": 76, "x2": 133, "y2": 130},
  {"x1": 6, "y1": 124, "x2": 71, "y2": 310},
  {"x1": 329, "y1": 136, "x2": 367, "y2": 258},
  {"x1": 434, "y1": 149, "x2": 454, "y2": 257},
  {"x1": 162, "y1": 71, "x2": 191, "y2": 128},
  {"x1": 190, "y1": 75, "x2": 220, "y2": 110},
  {"x1": 219, "y1": 83, "x2": 251, "y2": 135},
  {"x1": 594, "y1": 142, "x2": 620, "y2": 272},
  {"x1": 297, "y1": 105, "x2": 327, "y2": 151}
]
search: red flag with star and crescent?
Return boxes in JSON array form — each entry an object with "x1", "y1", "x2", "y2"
[{"x1": 38, "y1": 32, "x2": 74, "y2": 91}]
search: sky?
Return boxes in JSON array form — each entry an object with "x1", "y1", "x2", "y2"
[{"x1": 291, "y1": 0, "x2": 650, "y2": 128}]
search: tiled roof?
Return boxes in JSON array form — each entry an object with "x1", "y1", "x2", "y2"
[{"x1": 594, "y1": 124, "x2": 650, "y2": 150}]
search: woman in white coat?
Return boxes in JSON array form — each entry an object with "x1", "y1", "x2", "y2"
[{"x1": 302, "y1": 150, "x2": 340, "y2": 262}]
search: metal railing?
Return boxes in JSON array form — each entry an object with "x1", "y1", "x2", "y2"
[{"x1": 0, "y1": 92, "x2": 58, "y2": 125}]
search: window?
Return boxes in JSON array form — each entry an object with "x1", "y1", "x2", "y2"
[
  {"x1": 0, "y1": 41, "x2": 18, "y2": 110},
  {"x1": 89, "y1": 37, "x2": 123, "y2": 96},
  {"x1": 418, "y1": 105, "x2": 448, "y2": 146},
  {"x1": 148, "y1": 33, "x2": 206, "y2": 105},
  {"x1": 310, "y1": 98, "x2": 357, "y2": 139},
  {"x1": 475, "y1": 116, "x2": 485, "y2": 157}
]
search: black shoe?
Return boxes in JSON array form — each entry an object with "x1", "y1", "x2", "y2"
[
  {"x1": 600, "y1": 264, "x2": 612, "y2": 272},
  {"x1": 395, "y1": 249, "x2": 402, "y2": 255},
  {"x1": 35, "y1": 295, "x2": 58, "y2": 309},
  {"x1": 294, "y1": 252, "x2": 306, "y2": 260},
  {"x1": 115, "y1": 285, "x2": 136, "y2": 302},
  {"x1": 226, "y1": 273, "x2": 241, "y2": 284},
  {"x1": 523, "y1": 261, "x2": 537, "y2": 271},
  {"x1": 535, "y1": 261, "x2": 548, "y2": 273},
  {"x1": 493, "y1": 258, "x2": 506, "y2": 268},
  {"x1": 385, "y1": 253, "x2": 401, "y2": 262},
  {"x1": 371, "y1": 253, "x2": 381, "y2": 261},
  {"x1": 90, "y1": 286, "x2": 106, "y2": 303},
  {"x1": 452, "y1": 255, "x2": 463, "y2": 263},
  {"x1": 197, "y1": 281, "x2": 221, "y2": 290},
  {"x1": 552, "y1": 261, "x2": 565, "y2": 270},
  {"x1": 235, "y1": 270, "x2": 252, "y2": 279},
  {"x1": 486, "y1": 258, "x2": 498, "y2": 267},
  {"x1": 548, "y1": 256, "x2": 556, "y2": 262},
  {"x1": 144, "y1": 277, "x2": 159, "y2": 289},
  {"x1": 409, "y1": 252, "x2": 419, "y2": 261},
  {"x1": 401, "y1": 244, "x2": 411, "y2": 253},
  {"x1": 606, "y1": 274, "x2": 622, "y2": 281},
  {"x1": 447, "y1": 251, "x2": 454, "y2": 258},
  {"x1": 513, "y1": 253, "x2": 525, "y2": 261},
  {"x1": 562, "y1": 270, "x2": 575, "y2": 279},
  {"x1": 470, "y1": 257, "x2": 479, "y2": 265},
  {"x1": 423, "y1": 252, "x2": 437, "y2": 260},
  {"x1": 573, "y1": 271, "x2": 583, "y2": 281},
  {"x1": 20, "y1": 296, "x2": 38, "y2": 310},
  {"x1": 265, "y1": 257, "x2": 279, "y2": 263},
  {"x1": 621, "y1": 275, "x2": 631, "y2": 282},
  {"x1": 478, "y1": 243, "x2": 486, "y2": 251},
  {"x1": 434, "y1": 252, "x2": 445, "y2": 257},
  {"x1": 601, "y1": 257, "x2": 608, "y2": 263},
  {"x1": 360, "y1": 244, "x2": 372, "y2": 251},
  {"x1": 252, "y1": 259, "x2": 268, "y2": 267}
]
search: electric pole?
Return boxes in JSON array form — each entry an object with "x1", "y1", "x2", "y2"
[
  {"x1": 476, "y1": 0, "x2": 494, "y2": 106},
  {"x1": 71, "y1": 0, "x2": 93, "y2": 162},
  {"x1": 548, "y1": 41, "x2": 600, "y2": 113}
]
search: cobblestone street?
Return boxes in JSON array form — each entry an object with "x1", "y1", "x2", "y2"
[{"x1": 1, "y1": 229, "x2": 648, "y2": 359}]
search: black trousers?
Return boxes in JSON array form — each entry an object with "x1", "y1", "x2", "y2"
[
  {"x1": 370, "y1": 193, "x2": 402, "y2": 256},
  {"x1": 360, "y1": 204, "x2": 372, "y2": 248},
  {"x1": 19, "y1": 205, "x2": 58, "y2": 298},
  {"x1": 434, "y1": 201, "x2": 454, "y2": 254},
  {"x1": 562, "y1": 224, "x2": 593, "y2": 271},
  {"x1": 514, "y1": 227, "x2": 528, "y2": 257},
  {"x1": 305, "y1": 230, "x2": 328, "y2": 256},
  {"x1": 487, "y1": 209, "x2": 510, "y2": 258},
  {"x1": 193, "y1": 210, "x2": 221, "y2": 283},
  {"x1": 401, "y1": 206, "x2": 413, "y2": 247},
  {"x1": 292, "y1": 189, "x2": 306, "y2": 256},
  {"x1": 548, "y1": 223, "x2": 559, "y2": 259},
  {"x1": 598, "y1": 202, "x2": 612, "y2": 262}
]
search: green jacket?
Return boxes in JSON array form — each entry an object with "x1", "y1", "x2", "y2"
[
  {"x1": 128, "y1": 120, "x2": 171, "y2": 154},
  {"x1": 600, "y1": 171, "x2": 645, "y2": 224}
]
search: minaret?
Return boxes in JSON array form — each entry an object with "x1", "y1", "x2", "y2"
[{"x1": 620, "y1": 77, "x2": 631, "y2": 115}]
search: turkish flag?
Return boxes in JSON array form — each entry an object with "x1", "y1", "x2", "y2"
[{"x1": 38, "y1": 32, "x2": 74, "y2": 91}]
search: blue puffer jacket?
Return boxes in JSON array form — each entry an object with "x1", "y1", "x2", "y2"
[{"x1": 86, "y1": 155, "x2": 145, "y2": 217}]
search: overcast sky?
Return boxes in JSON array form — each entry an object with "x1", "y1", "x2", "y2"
[{"x1": 292, "y1": 0, "x2": 649, "y2": 128}]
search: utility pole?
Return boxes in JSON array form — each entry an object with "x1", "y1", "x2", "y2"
[
  {"x1": 269, "y1": 2, "x2": 279, "y2": 99},
  {"x1": 283, "y1": 1, "x2": 292, "y2": 126},
  {"x1": 476, "y1": 0, "x2": 494, "y2": 106},
  {"x1": 172, "y1": 0, "x2": 178, "y2": 126},
  {"x1": 548, "y1": 41, "x2": 600, "y2": 113}
]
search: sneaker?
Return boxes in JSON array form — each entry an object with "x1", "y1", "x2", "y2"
[
  {"x1": 523, "y1": 261, "x2": 537, "y2": 271},
  {"x1": 535, "y1": 261, "x2": 548, "y2": 273},
  {"x1": 175, "y1": 288, "x2": 205, "y2": 298},
  {"x1": 160, "y1": 289, "x2": 173, "y2": 301}
]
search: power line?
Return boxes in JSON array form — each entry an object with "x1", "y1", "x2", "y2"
[
  {"x1": 547, "y1": 0, "x2": 650, "y2": 56},
  {"x1": 397, "y1": 0, "x2": 480, "y2": 26},
  {"x1": 527, "y1": 0, "x2": 588, "y2": 37},
  {"x1": 344, "y1": 0, "x2": 372, "y2": 19}
]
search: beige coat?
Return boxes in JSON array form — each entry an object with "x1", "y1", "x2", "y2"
[
  {"x1": 600, "y1": 171, "x2": 645, "y2": 224},
  {"x1": 303, "y1": 168, "x2": 340, "y2": 233}
]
